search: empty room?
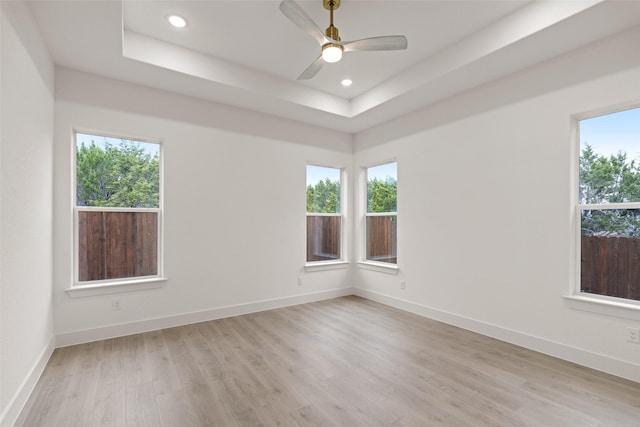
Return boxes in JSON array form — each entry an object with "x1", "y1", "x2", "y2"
[{"x1": 2, "y1": 0, "x2": 640, "y2": 426}]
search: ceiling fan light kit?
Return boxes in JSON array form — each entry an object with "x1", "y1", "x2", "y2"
[
  {"x1": 322, "y1": 43, "x2": 343, "y2": 62},
  {"x1": 279, "y1": 0, "x2": 408, "y2": 80}
]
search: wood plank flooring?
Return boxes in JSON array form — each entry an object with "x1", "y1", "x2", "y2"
[{"x1": 16, "y1": 296, "x2": 640, "y2": 426}]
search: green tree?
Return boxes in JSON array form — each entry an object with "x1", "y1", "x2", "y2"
[
  {"x1": 76, "y1": 139, "x2": 159, "y2": 208},
  {"x1": 307, "y1": 178, "x2": 340, "y2": 213},
  {"x1": 580, "y1": 144, "x2": 640, "y2": 236},
  {"x1": 367, "y1": 177, "x2": 397, "y2": 213}
]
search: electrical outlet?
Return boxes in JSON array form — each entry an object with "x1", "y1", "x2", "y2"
[
  {"x1": 400, "y1": 280, "x2": 406, "y2": 290},
  {"x1": 297, "y1": 277, "x2": 303, "y2": 286},
  {"x1": 627, "y1": 327, "x2": 640, "y2": 343},
  {"x1": 112, "y1": 299, "x2": 121, "y2": 311}
]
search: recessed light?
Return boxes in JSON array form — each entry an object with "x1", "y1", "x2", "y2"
[
  {"x1": 341, "y1": 79, "x2": 353, "y2": 87},
  {"x1": 168, "y1": 15, "x2": 187, "y2": 28}
]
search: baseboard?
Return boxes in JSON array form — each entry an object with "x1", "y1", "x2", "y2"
[
  {"x1": 56, "y1": 287, "x2": 354, "y2": 347},
  {"x1": 0, "y1": 338, "x2": 54, "y2": 427},
  {"x1": 353, "y1": 288, "x2": 640, "y2": 384}
]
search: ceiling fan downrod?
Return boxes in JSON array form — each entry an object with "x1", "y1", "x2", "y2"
[{"x1": 324, "y1": 0, "x2": 340, "y2": 40}]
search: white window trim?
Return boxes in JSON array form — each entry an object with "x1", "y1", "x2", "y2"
[
  {"x1": 357, "y1": 260, "x2": 399, "y2": 274},
  {"x1": 305, "y1": 165, "x2": 347, "y2": 267},
  {"x1": 305, "y1": 260, "x2": 350, "y2": 272},
  {"x1": 66, "y1": 277, "x2": 167, "y2": 298},
  {"x1": 568, "y1": 104, "x2": 640, "y2": 320},
  {"x1": 366, "y1": 211, "x2": 398, "y2": 217},
  {"x1": 72, "y1": 130, "x2": 166, "y2": 293},
  {"x1": 360, "y1": 161, "x2": 398, "y2": 269},
  {"x1": 563, "y1": 294, "x2": 640, "y2": 322}
]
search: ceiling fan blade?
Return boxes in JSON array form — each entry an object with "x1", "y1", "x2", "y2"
[
  {"x1": 342, "y1": 35, "x2": 408, "y2": 53},
  {"x1": 297, "y1": 55, "x2": 324, "y2": 80},
  {"x1": 279, "y1": 0, "x2": 326, "y2": 46}
]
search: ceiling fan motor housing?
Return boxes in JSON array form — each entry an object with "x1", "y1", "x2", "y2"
[{"x1": 325, "y1": 25, "x2": 340, "y2": 40}]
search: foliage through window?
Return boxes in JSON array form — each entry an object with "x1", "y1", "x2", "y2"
[
  {"x1": 578, "y1": 107, "x2": 640, "y2": 301},
  {"x1": 306, "y1": 165, "x2": 342, "y2": 262},
  {"x1": 75, "y1": 132, "x2": 161, "y2": 283},
  {"x1": 366, "y1": 162, "x2": 397, "y2": 264}
]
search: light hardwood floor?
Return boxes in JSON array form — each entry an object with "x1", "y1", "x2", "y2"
[{"x1": 16, "y1": 296, "x2": 640, "y2": 426}]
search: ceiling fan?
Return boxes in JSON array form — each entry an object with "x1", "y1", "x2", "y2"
[{"x1": 279, "y1": 0, "x2": 408, "y2": 80}]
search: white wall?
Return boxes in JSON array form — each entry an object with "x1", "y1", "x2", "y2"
[
  {"x1": 0, "y1": 2, "x2": 55, "y2": 426},
  {"x1": 51, "y1": 25, "x2": 640, "y2": 383},
  {"x1": 53, "y1": 69, "x2": 354, "y2": 345},
  {"x1": 3, "y1": 10, "x2": 638, "y2": 427},
  {"x1": 353, "y1": 27, "x2": 640, "y2": 382}
]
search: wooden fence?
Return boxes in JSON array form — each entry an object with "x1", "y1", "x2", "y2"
[
  {"x1": 306, "y1": 215, "x2": 398, "y2": 263},
  {"x1": 80, "y1": 212, "x2": 394, "y2": 278},
  {"x1": 367, "y1": 216, "x2": 397, "y2": 264},
  {"x1": 307, "y1": 216, "x2": 341, "y2": 261},
  {"x1": 581, "y1": 235, "x2": 640, "y2": 301},
  {"x1": 78, "y1": 211, "x2": 158, "y2": 281}
]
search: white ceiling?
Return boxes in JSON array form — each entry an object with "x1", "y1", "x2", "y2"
[
  {"x1": 123, "y1": 0, "x2": 527, "y2": 98},
  {"x1": 28, "y1": 0, "x2": 640, "y2": 133}
]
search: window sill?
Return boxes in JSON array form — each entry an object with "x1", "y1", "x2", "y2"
[
  {"x1": 564, "y1": 294, "x2": 640, "y2": 321},
  {"x1": 357, "y1": 261, "x2": 399, "y2": 274},
  {"x1": 304, "y1": 261, "x2": 350, "y2": 272},
  {"x1": 66, "y1": 277, "x2": 168, "y2": 298}
]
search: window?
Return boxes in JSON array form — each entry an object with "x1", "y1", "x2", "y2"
[
  {"x1": 74, "y1": 132, "x2": 162, "y2": 284},
  {"x1": 578, "y1": 106, "x2": 640, "y2": 302},
  {"x1": 366, "y1": 162, "x2": 397, "y2": 264},
  {"x1": 306, "y1": 165, "x2": 343, "y2": 262}
]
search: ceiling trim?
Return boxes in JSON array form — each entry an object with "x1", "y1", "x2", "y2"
[
  {"x1": 351, "y1": 0, "x2": 605, "y2": 116},
  {"x1": 122, "y1": 30, "x2": 351, "y2": 117},
  {"x1": 122, "y1": 0, "x2": 604, "y2": 122}
]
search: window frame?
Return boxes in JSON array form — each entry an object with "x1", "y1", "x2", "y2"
[
  {"x1": 358, "y1": 160, "x2": 399, "y2": 273},
  {"x1": 69, "y1": 130, "x2": 166, "y2": 293},
  {"x1": 305, "y1": 164, "x2": 348, "y2": 271},
  {"x1": 566, "y1": 104, "x2": 640, "y2": 320}
]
